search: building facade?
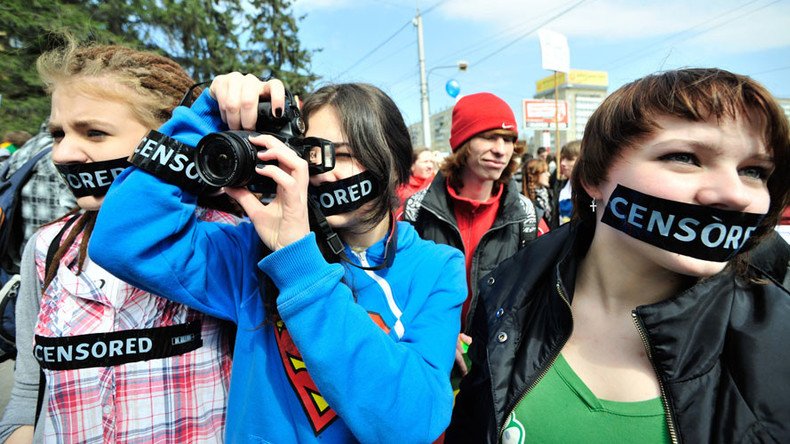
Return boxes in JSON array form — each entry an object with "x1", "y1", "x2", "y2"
[
  {"x1": 408, "y1": 107, "x2": 453, "y2": 153},
  {"x1": 528, "y1": 69, "x2": 608, "y2": 154}
]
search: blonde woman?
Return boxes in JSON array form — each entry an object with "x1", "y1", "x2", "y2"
[{"x1": 0, "y1": 43, "x2": 235, "y2": 443}]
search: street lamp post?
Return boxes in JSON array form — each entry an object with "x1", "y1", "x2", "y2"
[
  {"x1": 420, "y1": 60, "x2": 468, "y2": 148},
  {"x1": 414, "y1": 11, "x2": 431, "y2": 148}
]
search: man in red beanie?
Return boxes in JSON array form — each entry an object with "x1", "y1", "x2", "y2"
[{"x1": 402, "y1": 92, "x2": 537, "y2": 377}]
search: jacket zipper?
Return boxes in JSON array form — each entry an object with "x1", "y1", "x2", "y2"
[
  {"x1": 420, "y1": 206, "x2": 463, "y2": 242},
  {"x1": 497, "y1": 278, "x2": 572, "y2": 440},
  {"x1": 631, "y1": 312, "x2": 679, "y2": 444},
  {"x1": 421, "y1": 205, "x2": 526, "y2": 331},
  {"x1": 465, "y1": 219, "x2": 525, "y2": 329}
]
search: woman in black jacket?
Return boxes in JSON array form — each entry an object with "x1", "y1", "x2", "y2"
[{"x1": 446, "y1": 68, "x2": 790, "y2": 444}]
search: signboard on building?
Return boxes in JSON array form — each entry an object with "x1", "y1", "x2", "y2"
[
  {"x1": 522, "y1": 99, "x2": 569, "y2": 129},
  {"x1": 535, "y1": 70, "x2": 608, "y2": 95}
]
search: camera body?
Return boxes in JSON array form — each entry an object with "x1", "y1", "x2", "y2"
[{"x1": 195, "y1": 89, "x2": 335, "y2": 195}]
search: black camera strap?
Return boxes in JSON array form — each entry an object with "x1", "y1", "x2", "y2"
[
  {"x1": 129, "y1": 130, "x2": 218, "y2": 195},
  {"x1": 307, "y1": 196, "x2": 397, "y2": 272},
  {"x1": 357, "y1": 216, "x2": 397, "y2": 271},
  {"x1": 178, "y1": 81, "x2": 210, "y2": 107},
  {"x1": 34, "y1": 321, "x2": 203, "y2": 370},
  {"x1": 308, "y1": 195, "x2": 344, "y2": 255}
]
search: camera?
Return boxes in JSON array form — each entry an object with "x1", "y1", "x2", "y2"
[{"x1": 195, "y1": 88, "x2": 335, "y2": 194}]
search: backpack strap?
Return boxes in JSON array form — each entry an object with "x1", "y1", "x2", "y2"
[
  {"x1": 0, "y1": 274, "x2": 21, "y2": 358},
  {"x1": 35, "y1": 213, "x2": 80, "y2": 429},
  {"x1": 1, "y1": 147, "x2": 52, "y2": 183},
  {"x1": 0, "y1": 148, "x2": 53, "y2": 265}
]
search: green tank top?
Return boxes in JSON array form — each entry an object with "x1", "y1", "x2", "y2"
[{"x1": 502, "y1": 354, "x2": 670, "y2": 444}]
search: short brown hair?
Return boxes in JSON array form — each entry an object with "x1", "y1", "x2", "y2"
[
  {"x1": 440, "y1": 129, "x2": 524, "y2": 191},
  {"x1": 412, "y1": 147, "x2": 431, "y2": 164},
  {"x1": 3, "y1": 130, "x2": 32, "y2": 147},
  {"x1": 572, "y1": 68, "x2": 790, "y2": 252},
  {"x1": 559, "y1": 140, "x2": 581, "y2": 160}
]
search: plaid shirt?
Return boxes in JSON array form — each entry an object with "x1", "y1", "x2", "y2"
[
  {"x1": 33, "y1": 208, "x2": 238, "y2": 443},
  {"x1": 5, "y1": 122, "x2": 76, "y2": 267}
]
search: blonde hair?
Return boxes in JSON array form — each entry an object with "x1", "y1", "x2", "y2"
[{"x1": 37, "y1": 42, "x2": 197, "y2": 129}]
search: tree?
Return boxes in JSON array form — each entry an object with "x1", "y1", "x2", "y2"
[
  {"x1": 242, "y1": 0, "x2": 319, "y2": 94},
  {"x1": 138, "y1": 0, "x2": 318, "y2": 94},
  {"x1": 0, "y1": 0, "x2": 318, "y2": 134},
  {"x1": 130, "y1": 0, "x2": 246, "y2": 82},
  {"x1": 0, "y1": 1, "x2": 124, "y2": 134}
]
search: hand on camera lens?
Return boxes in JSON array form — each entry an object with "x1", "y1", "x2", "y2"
[
  {"x1": 209, "y1": 73, "x2": 286, "y2": 131},
  {"x1": 223, "y1": 134, "x2": 310, "y2": 251}
]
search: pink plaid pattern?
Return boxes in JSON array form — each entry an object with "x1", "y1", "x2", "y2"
[{"x1": 33, "y1": 208, "x2": 238, "y2": 443}]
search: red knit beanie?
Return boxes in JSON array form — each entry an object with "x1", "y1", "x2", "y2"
[{"x1": 449, "y1": 92, "x2": 517, "y2": 151}]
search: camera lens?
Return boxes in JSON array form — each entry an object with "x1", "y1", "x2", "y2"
[{"x1": 196, "y1": 131, "x2": 257, "y2": 187}]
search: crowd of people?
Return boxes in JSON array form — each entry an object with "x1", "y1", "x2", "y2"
[{"x1": 0, "y1": 38, "x2": 788, "y2": 444}]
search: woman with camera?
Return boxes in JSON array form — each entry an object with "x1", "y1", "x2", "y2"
[
  {"x1": 0, "y1": 42, "x2": 236, "y2": 443},
  {"x1": 90, "y1": 73, "x2": 466, "y2": 443},
  {"x1": 445, "y1": 68, "x2": 790, "y2": 443}
]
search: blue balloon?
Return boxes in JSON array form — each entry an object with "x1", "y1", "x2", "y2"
[{"x1": 445, "y1": 79, "x2": 460, "y2": 98}]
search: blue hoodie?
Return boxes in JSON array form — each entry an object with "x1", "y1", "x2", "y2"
[{"x1": 90, "y1": 90, "x2": 466, "y2": 443}]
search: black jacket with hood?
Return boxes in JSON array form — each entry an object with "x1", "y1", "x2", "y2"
[
  {"x1": 403, "y1": 172, "x2": 537, "y2": 333},
  {"x1": 446, "y1": 221, "x2": 790, "y2": 443}
]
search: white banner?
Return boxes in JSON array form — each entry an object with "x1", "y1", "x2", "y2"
[{"x1": 538, "y1": 29, "x2": 570, "y2": 73}]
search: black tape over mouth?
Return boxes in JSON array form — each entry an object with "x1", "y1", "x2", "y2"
[
  {"x1": 601, "y1": 184, "x2": 766, "y2": 262},
  {"x1": 55, "y1": 157, "x2": 131, "y2": 198},
  {"x1": 309, "y1": 171, "x2": 380, "y2": 217}
]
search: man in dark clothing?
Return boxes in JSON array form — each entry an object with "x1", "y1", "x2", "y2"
[{"x1": 403, "y1": 92, "x2": 537, "y2": 375}]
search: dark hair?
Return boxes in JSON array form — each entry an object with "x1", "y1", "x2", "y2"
[
  {"x1": 302, "y1": 83, "x2": 412, "y2": 235},
  {"x1": 440, "y1": 129, "x2": 525, "y2": 191},
  {"x1": 261, "y1": 83, "x2": 413, "y2": 323},
  {"x1": 572, "y1": 68, "x2": 790, "y2": 261}
]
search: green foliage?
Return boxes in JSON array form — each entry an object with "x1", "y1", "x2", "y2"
[
  {"x1": 0, "y1": 0, "x2": 318, "y2": 134},
  {"x1": 0, "y1": 1, "x2": 123, "y2": 133},
  {"x1": 243, "y1": 0, "x2": 319, "y2": 94}
]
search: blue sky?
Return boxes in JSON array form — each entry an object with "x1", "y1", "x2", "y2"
[{"x1": 294, "y1": 0, "x2": 790, "y2": 130}]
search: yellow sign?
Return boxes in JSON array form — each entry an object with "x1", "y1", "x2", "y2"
[{"x1": 535, "y1": 70, "x2": 608, "y2": 94}]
